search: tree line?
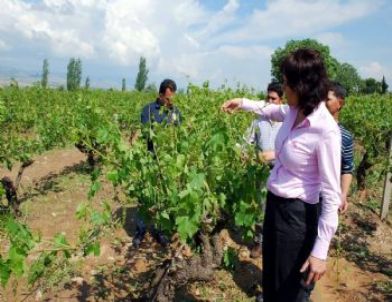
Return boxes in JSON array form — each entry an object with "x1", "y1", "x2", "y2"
[
  {"x1": 40, "y1": 56, "x2": 151, "y2": 92},
  {"x1": 271, "y1": 39, "x2": 388, "y2": 95},
  {"x1": 35, "y1": 39, "x2": 391, "y2": 94}
]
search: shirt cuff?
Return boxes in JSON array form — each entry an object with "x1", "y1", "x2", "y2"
[{"x1": 311, "y1": 237, "x2": 331, "y2": 260}]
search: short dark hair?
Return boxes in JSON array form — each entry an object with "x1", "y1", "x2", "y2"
[
  {"x1": 267, "y1": 81, "x2": 283, "y2": 98},
  {"x1": 159, "y1": 79, "x2": 177, "y2": 94},
  {"x1": 280, "y1": 48, "x2": 329, "y2": 116},
  {"x1": 329, "y1": 81, "x2": 347, "y2": 100}
]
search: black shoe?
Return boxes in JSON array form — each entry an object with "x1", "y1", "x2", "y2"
[
  {"x1": 151, "y1": 229, "x2": 169, "y2": 247},
  {"x1": 132, "y1": 230, "x2": 146, "y2": 248}
]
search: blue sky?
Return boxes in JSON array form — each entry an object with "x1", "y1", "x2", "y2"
[{"x1": 0, "y1": 0, "x2": 391, "y2": 90}]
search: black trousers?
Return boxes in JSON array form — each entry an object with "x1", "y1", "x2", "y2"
[{"x1": 262, "y1": 191, "x2": 319, "y2": 302}]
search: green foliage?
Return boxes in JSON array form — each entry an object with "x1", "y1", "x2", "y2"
[
  {"x1": 145, "y1": 83, "x2": 157, "y2": 93},
  {"x1": 67, "y1": 58, "x2": 82, "y2": 91},
  {"x1": 222, "y1": 247, "x2": 238, "y2": 271},
  {"x1": 361, "y1": 78, "x2": 382, "y2": 94},
  {"x1": 41, "y1": 59, "x2": 49, "y2": 89},
  {"x1": 135, "y1": 56, "x2": 149, "y2": 91},
  {"x1": 381, "y1": 76, "x2": 388, "y2": 94},
  {"x1": 122, "y1": 78, "x2": 126, "y2": 92},
  {"x1": 0, "y1": 216, "x2": 38, "y2": 286},
  {"x1": 0, "y1": 83, "x2": 390, "y2": 291},
  {"x1": 0, "y1": 95, "x2": 6, "y2": 125},
  {"x1": 100, "y1": 84, "x2": 267, "y2": 244},
  {"x1": 335, "y1": 62, "x2": 363, "y2": 95},
  {"x1": 85, "y1": 76, "x2": 90, "y2": 90},
  {"x1": 340, "y1": 94, "x2": 392, "y2": 186},
  {"x1": 271, "y1": 39, "x2": 340, "y2": 82}
]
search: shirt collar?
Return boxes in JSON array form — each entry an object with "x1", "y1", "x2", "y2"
[
  {"x1": 304, "y1": 101, "x2": 327, "y2": 127},
  {"x1": 155, "y1": 98, "x2": 164, "y2": 109}
]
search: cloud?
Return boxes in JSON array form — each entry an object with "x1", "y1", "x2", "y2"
[
  {"x1": 315, "y1": 32, "x2": 346, "y2": 49},
  {"x1": 359, "y1": 62, "x2": 391, "y2": 80},
  {"x1": 0, "y1": 0, "x2": 387, "y2": 89},
  {"x1": 156, "y1": 45, "x2": 273, "y2": 88},
  {"x1": 214, "y1": 0, "x2": 382, "y2": 44},
  {"x1": 0, "y1": 0, "x2": 95, "y2": 57}
]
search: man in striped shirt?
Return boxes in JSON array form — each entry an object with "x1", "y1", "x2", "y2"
[{"x1": 326, "y1": 82, "x2": 354, "y2": 213}]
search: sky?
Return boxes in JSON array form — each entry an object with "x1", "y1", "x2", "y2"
[{"x1": 0, "y1": 0, "x2": 391, "y2": 90}]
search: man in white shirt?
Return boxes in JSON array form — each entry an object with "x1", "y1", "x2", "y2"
[
  {"x1": 244, "y1": 81, "x2": 284, "y2": 258},
  {"x1": 244, "y1": 82, "x2": 284, "y2": 165}
]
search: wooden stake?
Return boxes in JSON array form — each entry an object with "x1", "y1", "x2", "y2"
[{"x1": 381, "y1": 135, "x2": 392, "y2": 220}]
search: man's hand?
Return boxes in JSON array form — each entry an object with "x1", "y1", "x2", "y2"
[
  {"x1": 300, "y1": 255, "x2": 327, "y2": 285},
  {"x1": 221, "y1": 98, "x2": 242, "y2": 113},
  {"x1": 339, "y1": 195, "x2": 349, "y2": 214}
]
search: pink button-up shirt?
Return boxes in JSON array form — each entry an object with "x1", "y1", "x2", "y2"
[{"x1": 241, "y1": 99, "x2": 341, "y2": 260}]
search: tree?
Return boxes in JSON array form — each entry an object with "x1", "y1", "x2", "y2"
[
  {"x1": 135, "y1": 56, "x2": 149, "y2": 91},
  {"x1": 67, "y1": 58, "x2": 83, "y2": 91},
  {"x1": 75, "y1": 58, "x2": 82, "y2": 89},
  {"x1": 41, "y1": 59, "x2": 49, "y2": 89},
  {"x1": 361, "y1": 78, "x2": 382, "y2": 94},
  {"x1": 381, "y1": 75, "x2": 389, "y2": 94},
  {"x1": 122, "y1": 78, "x2": 126, "y2": 92},
  {"x1": 67, "y1": 58, "x2": 76, "y2": 91},
  {"x1": 10, "y1": 77, "x2": 18, "y2": 88},
  {"x1": 271, "y1": 39, "x2": 339, "y2": 82},
  {"x1": 335, "y1": 62, "x2": 362, "y2": 95},
  {"x1": 85, "y1": 76, "x2": 90, "y2": 90},
  {"x1": 145, "y1": 83, "x2": 157, "y2": 93}
]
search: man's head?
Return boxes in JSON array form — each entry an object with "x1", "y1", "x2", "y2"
[
  {"x1": 326, "y1": 82, "x2": 346, "y2": 118},
  {"x1": 159, "y1": 79, "x2": 177, "y2": 107},
  {"x1": 266, "y1": 82, "x2": 283, "y2": 105}
]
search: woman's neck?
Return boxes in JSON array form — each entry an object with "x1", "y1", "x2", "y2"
[{"x1": 293, "y1": 109, "x2": 306, "y2": 128}]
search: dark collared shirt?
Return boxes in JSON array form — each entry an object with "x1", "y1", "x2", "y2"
[
  {"x1": 140, "y1": 99, "x2": 182, "y2": 151},
  {"x1": 141, "y1": 99, "x2": 182, "y2": 126}
]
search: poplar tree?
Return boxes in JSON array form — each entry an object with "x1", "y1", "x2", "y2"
[{"x1": 135, "y1": 56, "x2": 148, "y2": 91}]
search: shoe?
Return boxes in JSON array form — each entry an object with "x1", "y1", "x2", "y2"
[
  {"x1": 151, "y1": 229, "x2": 169, "y2": 247},
  {"x1": 133, "y1": 218, "x2": 147, "y2": 248},
  {"x1": 132, "y1": 229, "x2": 146, "y2": 248},
  {"x1": 250, "y1": 243, "x2": 262, "y2": 259}
]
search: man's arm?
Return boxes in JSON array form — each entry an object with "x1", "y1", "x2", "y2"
[
  {"x1": 340, "y1": 174, "x2": 353, "y2": 213},
  {"x1": 339, "y1": 128, "x2": 354, "y2": 213}
]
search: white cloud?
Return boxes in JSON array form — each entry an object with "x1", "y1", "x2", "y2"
[
  {"x1": 359, "y1": 62, "x2": 391, "y2": 80},
  {"x1": 315, "y1": 32, "x2": 346, "y2": 49},
  {"x1": 0, "y1": 0, "x2": 95, "y2": 57},
  {"x1": 0, "y1": 0, "x2": 386, "y2": 89},
  {"x1": 215, "y1": 0, "x2": 382, "y2": 44}
]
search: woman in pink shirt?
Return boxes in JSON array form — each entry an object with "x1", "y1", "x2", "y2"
[{"x1": 222, "y1": 48, "x2": 341, "y2": 302}]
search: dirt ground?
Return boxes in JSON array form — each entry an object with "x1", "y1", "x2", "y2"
[{"x1": 0, "y1": 148, "x2": 391, "y2": 302}]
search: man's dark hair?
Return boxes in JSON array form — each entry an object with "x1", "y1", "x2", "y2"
[
  {"x1": 329, "y1": 81, "x2": 347, "y2": 100},
  {"x1": 267, "y1": 81, "x2": 283, "y2": 98},
  {"x1": 280, "y1": 48, "x2": 329, "y2": 116},
  {"x1": 159, "y1": 79, "x2": 177, "y2": 94}
]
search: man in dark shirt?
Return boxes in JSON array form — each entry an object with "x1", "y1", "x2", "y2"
[
  {"x1": 326, "y1": 82, "x2": 354, "y2": 213},
  {"x1": 133, "y1": 79, "x2": 182, "y2": 248},
  {"x1": 141, "y1": 79, "x2": 181, "y2": 124}
]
